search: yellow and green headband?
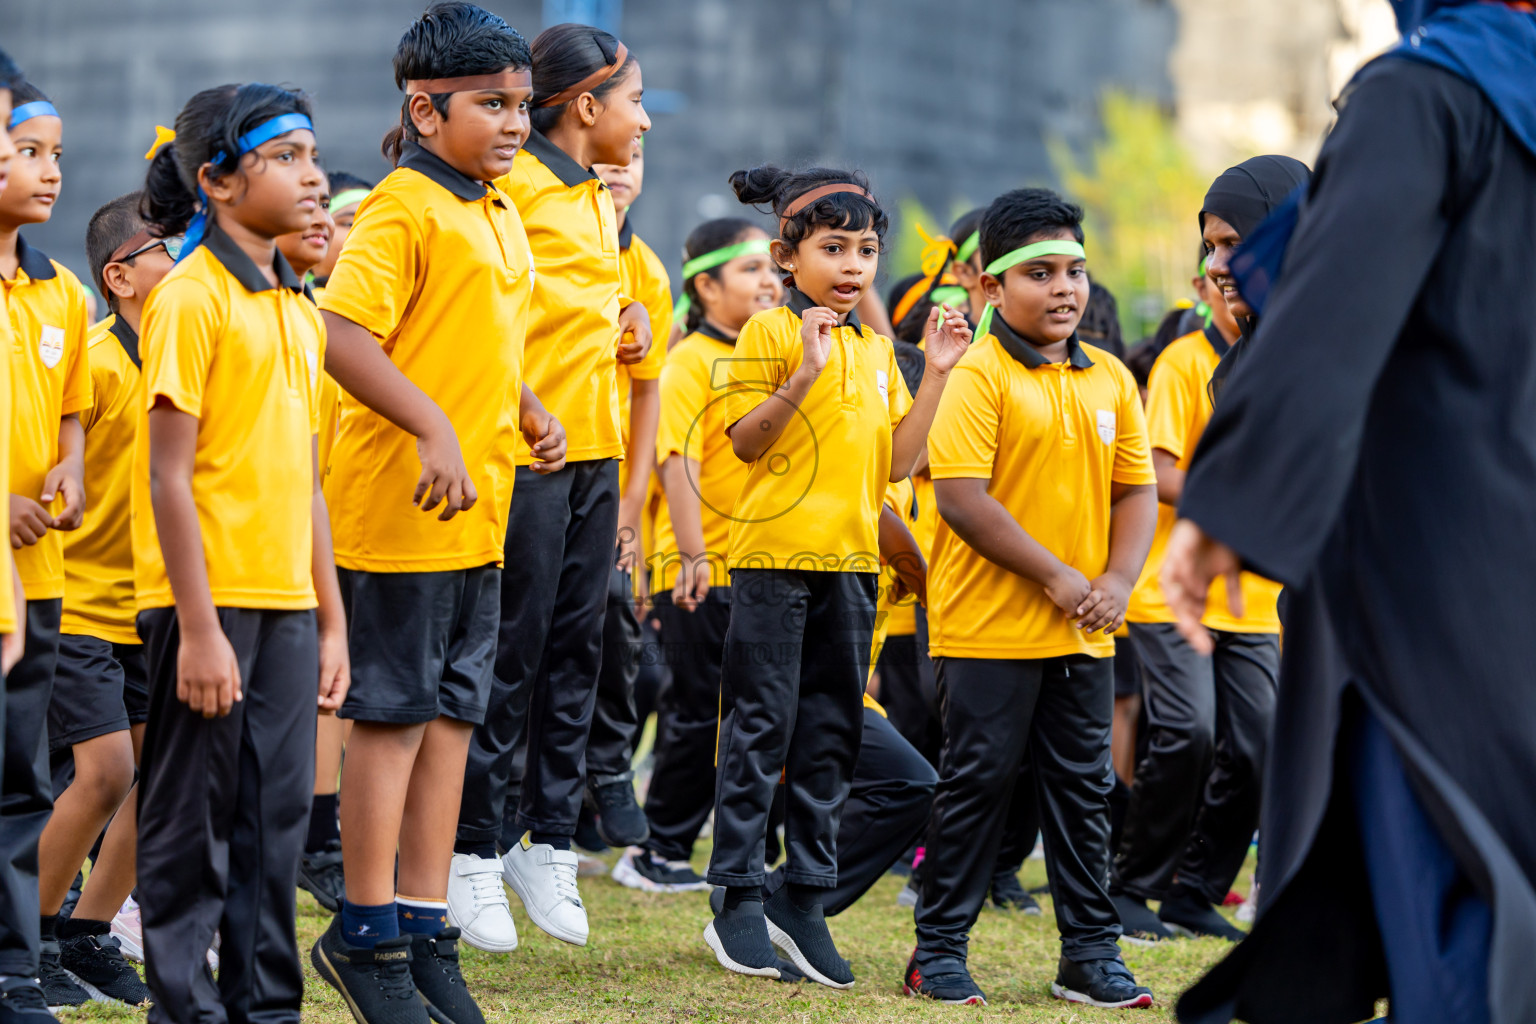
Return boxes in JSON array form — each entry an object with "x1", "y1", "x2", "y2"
[{"x1": 974, "y1": 239, "x2": 1087, "y2": 340}]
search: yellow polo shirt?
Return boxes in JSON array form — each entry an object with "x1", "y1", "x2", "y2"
[
  {"x1": 0, "y1": 288, "x2": 14, "y2": 634},
  {"x1": 649, "y1": 324, "x2": 750, "y2": 593},
  {"x1": 880, "y1": 476, "x2": 920, "y2": 637},
  {"x1": 320, "y1": 142, "x2": 532, "y2": 572},
  {"x1": 617, "y1": 222, "x2": 671, "y2": 493},
  {"x1": 62, "y1": 315, "x2": 141, "y2": 642},
  {"x1": 496, "y1": 132, "x2": 624, "y2": 465},
  {"x1": 1125, "y1": 327, "x2": 1281, "y2": 633},
  {"x1": 5, "y1": 237, "x2": 92, "y2": 600},
  {"x1": 927, "y1": 321, "x2": 1156, "y2": 659},
  {"x1": 132, "y1": 226, "x2": 323, "y2": 611},
  {"x1": 723, "y1": 292, "x2": 912, "y2": 573}
]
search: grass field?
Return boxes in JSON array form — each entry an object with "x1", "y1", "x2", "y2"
[{"x1": 65, "y1": 849, "x2": 1245, "y2": 1023}]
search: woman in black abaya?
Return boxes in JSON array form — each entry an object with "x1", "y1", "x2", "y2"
[{"x1": 1163, "y1": 3, "x2": 1536, "y2": 1023}]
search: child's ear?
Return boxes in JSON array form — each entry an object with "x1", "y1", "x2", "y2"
[
  {"x1": 980, "y1": 271, "x2": 1004, "y2": 307},
  {"x1": 769, "y1": 239, "x2": 795, "y2": 272},
  {"x1": 199, "y1": 163, "x2": 241, "y2": 205},
  {"x1": 572, "y1": 91, "x2": 601, "y2": 128},
  {"x1": 952, "y1": 260, "x2": 980, "y2": 289},
  {"x1": 408, "y1": 92, "x2": 443, "y2": 138},
  {"x1": 694, "y1": 272, "x2": 721, "y2": 307},
  {"x1": 101, "y1": 262, "x2": 134, "y2": 303}
]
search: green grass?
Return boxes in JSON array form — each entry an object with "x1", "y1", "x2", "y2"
[{"x1": 66, "y1": 850, "x2": 1244, "y2": 1023}]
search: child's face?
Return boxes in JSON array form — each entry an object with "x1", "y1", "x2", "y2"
[
  {"x1": 0, "y1": 110, "x2": 62, "y2": 228},
  {"x1": 313, "y1": 196, "x2": 361, "y2": 281},
  {"x1": 0, "y1": 91, "x2": 15, "y2": 197},
  {"x1": 1201, "y1": 213, "x2": 1250, "y2": 318},
  {"x1": 981, "y1": 232, "x2": 1089, "y2": 346},
  {"x1": 779, "y1": 223, "x2": 879, "y2": 317},
  {"x1": 276, "y1": 184, "x2": 334, "y2": 276},
  {"x1": 104, "y1": 238, "x2": 176, "y2": 311},
  {"x1": 695, "y1": 230, "x2": 780, "y2": 332},
  {"x1": 203, "y1": 128, "x2": 324, "y2": 240},
  {"x1": 587, "y1": 65, "x2": 650, "y2": 168},
  {"x1": 413, "y1": 73, "x2": 533, "y2": 182},
  {"x1": 594, "y1": 142, "x2": 643, "y2": 211}
]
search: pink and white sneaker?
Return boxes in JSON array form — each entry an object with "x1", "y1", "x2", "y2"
[{"x1": 111, "y1": 895, "x2": 221, "y2": 972}]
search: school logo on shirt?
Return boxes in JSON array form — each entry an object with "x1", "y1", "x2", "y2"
[
  {"x1": 38, "y1": 325, "x2": 64, "y2": 369},
  {"x1": 1096, "y1": 409, "x2": 1116, "y2": 446},
  {"x1": 877, "y1": 370, "x2": 889, "y2": 403}
]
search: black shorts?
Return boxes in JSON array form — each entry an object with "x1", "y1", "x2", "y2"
[
  {"x1": 1113, "y1": 634, "x2": 1142, "y2": 698},
  {"x1": 48, "y1": 633, "x2": 147, "y2": 752},
  {"x1": 337, "y1": 564, "x2": 500, "y2": 725}
]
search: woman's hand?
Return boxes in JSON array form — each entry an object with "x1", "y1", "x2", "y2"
[{"x1": 1161, "y1": 519, "x2": 1243, "y2": 655}]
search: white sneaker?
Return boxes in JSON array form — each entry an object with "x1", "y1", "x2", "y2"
[
  {"x1": 447, "y1": 853, "x2": 519, "y2": 952},
  {"x1": 111, "y1": 897, "x2": 143, "y2": 962},
  {"x1": 502, "y1": 839, "x2": 587, "y2": 946}
]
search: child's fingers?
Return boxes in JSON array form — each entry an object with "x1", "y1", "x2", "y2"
[
  {"x1": 437, "y1": 479, "x2": 464, "y2": 521},
  {"x1": 460, "y1": 476, "x2": 478, "y2": 512},
  {"x1": 413, "y1": 473, "x2": 431, "y2": 508},
  {"x1": 419, "y1": 473, "x2": 447, "y2": 512}
]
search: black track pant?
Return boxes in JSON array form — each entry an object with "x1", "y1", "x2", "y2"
[
  {"x1": 585, "y1": 562, "x2": 642, "y2": 784},
  {"x1": 136, "y1": 607, "x2": 317, "y2": 1024},
  {"x1": 707, "y1": 569, "x2": 875, "y2": 888},
  {"x1": 1114, "y1": 623, "x2": 1279, "y2": 903},
  {"x1": 764, "y1": 706, "x2": 936, "y2": 914},
  {"x1": 643, "y1": 589, "x2": 730, "y2": 862},
  {"x1": 0, "y1": 600, "x2": 60, "y2": 976},
  {"x1": 458, "y1": 460, "x2": 619, "y2": 845},
  {"x1": 916, "y1": 655, "x2": 1122, "y2": 967}
]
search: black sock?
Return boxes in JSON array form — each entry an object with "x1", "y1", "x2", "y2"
[
  {"x1": 40, "y1": 914, "x2": 59, "y2": 943},
  {"x1": 530, "y1": 831, "x2": 570, "y2": 851},
  {"x1": 723, "y1": 885, "x2": 761, "y2": 912},
  {"x1": 307, "y1": 793, "x2": 340, "y2": 854},
  {"x1": 58, "y1": 917, "x2": 109, "y2": 941},
  {"x1": 785, "y1": 882, "x2": 823, "y2": 913},
  {"x1": 453, "y1": 838, "x2": 498, "y2": 859}
]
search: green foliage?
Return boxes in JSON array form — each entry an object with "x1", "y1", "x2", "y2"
[{"x1": 1051, "y1": 91, "x2": 1210, "y2": 342}]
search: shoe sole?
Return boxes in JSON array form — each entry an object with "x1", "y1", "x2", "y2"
[
  {"x1": 702, "y1": 922, "x2": 781, "y2": 979},
  {"x1": 595, "y1": 820, "x2": 651, "y2": 849},
  {"x1": 1120, "y1": 933, "x2": 1166, "y2": 947},
  {"x1": 1051, "y1": 982, "x2": 1154, "y2": 1009},
  {"x1": 502, "y1": 859, "x2": 587, "y2": 946},
  {"x1": 611, "y1": 854, "x2": 710, "y2": 894},
  {"x1": 1161, "y1": 921, "x2": 1243, "y2": 941},
  {"x1": 311, "y1": 940, "x2": 381, "y2": 1024},
  {"x1": 763, "y1": 917, "x2": 854, "y2": 990},
  {"x1": 62, "y1": 969, "x2": 147, "y2": 1007},
  {"x1": 902, "y1": 983, "x2": 986, "y2": 1006},
  {"x1": 445, "y1": 901, "x2": 519, "y2": 953},
  {"x1": 299, "y1": 876, "x2": 342, "y2": 913},
  {"x1": 110, "y1": 924, "x2": 143, "y2": 963}
]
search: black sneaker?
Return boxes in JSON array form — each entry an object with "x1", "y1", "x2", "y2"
[
  {"x1": 772, "y1": 957, "x2": 805, "y2": 984},
  {"x1": 300, "y1": 840, "x2": 346, "y2": 912},
  {"x1": 408, "y1": 928, "x2": 483, "y2": 1024},
  {"x1": 990, "y1": 870, "x2": 1042, "y2": 915},
  {"x1": 702, "y1": 897, "x2": 780, "y2": 979},
  {"x1": 902, "y1": 951, "x2": 987, "y2": 1006},
  {"x1": 1051, "y1": 955, "x2": 1154, "y2": 1009},
  {"x1": 59, "y1": 930, "x2": 152, "y2": 1006},
  {"x1": 611, "y1": 847, "x2": 710, "y2": 893},
  {"x1": 589, "y1": 778, "x2": 650, "y2": 848},
  {"x1": 0, "y1": 978, "x2": 54, "y2": 1024},
  {"x1": 38, "y1": 939, "x2": 92, "y2": 1007},
  {"x1": 1111, "y1": 892, "x2": 1173, "y2": 945},
  {"x1": 572, "y1": 804, "x2": 609, "y2": 855},
  {"x1": 311, "y1": 916, "x2": 429, "y2": 1024},
  {"x1": 1158, "y1": 889, "x2": 1247, "y2": 942},
  {"x1": 762, "y1": 887, "x2": 854, "y2": 989}
]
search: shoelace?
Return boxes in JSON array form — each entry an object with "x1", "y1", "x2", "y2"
[
  {"x1": 550, "y1": 858, "x2": 583, "y2": 907},
  {"x1": 1, "y1": 982, "x2": 49, "y2": 1011},
  {"x1": 466, "y1": 867, "x2": 510, "y2": 908},
  {"x1": 371, "y1": 952, "x2": 418, "y2": 1002}
]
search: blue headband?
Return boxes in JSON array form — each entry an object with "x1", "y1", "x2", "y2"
[
  {"x1": 182, "y1": 111, "x2": 316, "y2": 261},
  {"x1": 8, "y1": 101, "x2": 59, "y2": 131}
]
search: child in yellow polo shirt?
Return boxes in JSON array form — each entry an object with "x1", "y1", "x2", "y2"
[
  {"x1": 34, "y1": 193, "x2": 175, "y2": 1008},
  {"x1": 315, "y1": 10, "x2": 560, "y2": 1022},
  {"x1": 0, "y1": 82, "x2": 91, "y2": 1009},
  {"x1": 912, "y1": 189, "x2": 1158, "y2": 1009},
  {"x1": 452, "y1": 22, "x2": 649, "y2": 951},
  {"x1": 1112, "y1": 251, "x2": 1281, "y2": 943},
  {"x1": 612, "y1": 217, "x2": 777, "y2": 893},
  {"x1": 584, "y1": 140, "x2": 669, "y2": 850},
  {"x1": 705, "y1": 166, "x2": 970, "y2": 987},
  {"x1": 133, "y1": 83, "x2": 343, "y2": 1023}
]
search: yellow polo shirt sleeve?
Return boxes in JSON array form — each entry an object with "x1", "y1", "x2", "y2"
[
  {"x1": 1110, "y1": 361, "x2": 1157, "y2": 487},
  {"x1": 926, "y1": 362, "x2": 1001, "y2": 479},
  {"x1": 317, "y1": 193, "x2": 420, "y2": 340},
  {"x1": 885, "y1": 340, "x2": 913, "y2": 430},
  {"x1": 722, "y1": 315, "x2": 788, "y2": 431},
  {"x1": 1143, "y1": 345, "x2": 1198, "y2": 461},
  {"x1": 60, "y1": 288, "x2": 91, "y2": 420},
  {"x1": 141, "y1": 277, "x2": 221, "y2": 417},
  {"x1": 0, "y1": 293, "x2": 13, "y2": 634}
]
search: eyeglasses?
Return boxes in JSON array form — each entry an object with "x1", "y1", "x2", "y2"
[{"x1": 118, "y1": 235, "x2": 185, "y2": 262}]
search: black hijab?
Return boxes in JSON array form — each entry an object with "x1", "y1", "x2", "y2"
[{"x1": 1201, "y1": 154, "x2": 1311, "y2": 401}]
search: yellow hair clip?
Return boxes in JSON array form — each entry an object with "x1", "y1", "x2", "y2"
[
  {"x1": 916, "y1": 222, "x2": 957, "y2": 278},
  {"x1": 144, "y1": 125, "x2": 176, "y2": 161}
]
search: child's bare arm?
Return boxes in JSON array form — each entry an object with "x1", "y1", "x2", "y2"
[
  {"x1": 658, "y1": 455, "x2": 708, "y2": 611},
  {"x1": 877, "y1": 504, "x2": 927, "y2": 607},
  {"x1": 1076, "y1": 482, "x2": 1158, "y2": 635},
  {"x1": 311, "y1": 436, "x2": 349, "y2": 714},
  {"x1": 934, "y1": 477, "x2": 1090, "y2": 615},
  {"x1": 44, "y1": 414, "x2": 86, "y2": 530}
]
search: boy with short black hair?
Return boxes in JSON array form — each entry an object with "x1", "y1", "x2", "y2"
[
  {"x1": 910, "y1": 188, "x2": 1158, "y2": 1009},
  {"x1": 0, "y1": 81, "x2": 92, "y2": 1015}
]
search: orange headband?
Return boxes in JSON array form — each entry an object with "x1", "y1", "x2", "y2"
[
  {"x1": 778, "y1": 183, "x2": 874, "y2": 234},
  {"x1": 536, "y1": 42, "x2": 629, "y2": 108},
  {"x1": 405, "y1": 70, "x2": 530, "y2": 94}
]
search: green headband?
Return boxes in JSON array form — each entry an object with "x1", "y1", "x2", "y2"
[
  {"x1": 930, "y1": 285, "x2": 968, "y2": 307},
  {"x1": 330, "y1": 188, "x2": 370, "y2": 211},
  {"x1": 956, "y1": 231, "x2": 980, "y2": 264},
  {"x1": 974, "y1": 239, "x2": 1088, "y2": 341},
  {"x1": 673, "y1": 239, "x2": 774, "y2": 325}
]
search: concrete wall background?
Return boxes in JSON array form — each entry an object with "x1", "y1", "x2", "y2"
[{"x1": 4, "y1": 0, "x2": 1178, "y2": 292}]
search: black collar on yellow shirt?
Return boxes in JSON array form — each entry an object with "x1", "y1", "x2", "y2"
[
  {"x1": 617, "y1": 214, "x2": 633, "y2": 252},
  {"x1": 1202, "y1": 323, "x2": 1231, "y2": 359},
  {"x1": 523, "y1": 130, "x2": 601, "y2": 189},
  {"x1": 202, "y1": 220, "x2": 304, "y2": 295},
  {"x1": 108, "y1": 313, "x2": 140, "y2": 370},
  {"x1": 786, "y1": 286, "x2": 863, "y2": 335},
  {"x1": 990, "y1": 311, "x2": 1094, "y2": 370},
  {"x1": 13, "y1": 235, "x2": 56, "y2": 281},
  {"x1": 397, "y1": 141, "x2": 504, "y2": 206},
  {"x1": 696, "y1": 320, "x2": 735, "y2": 345}
]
